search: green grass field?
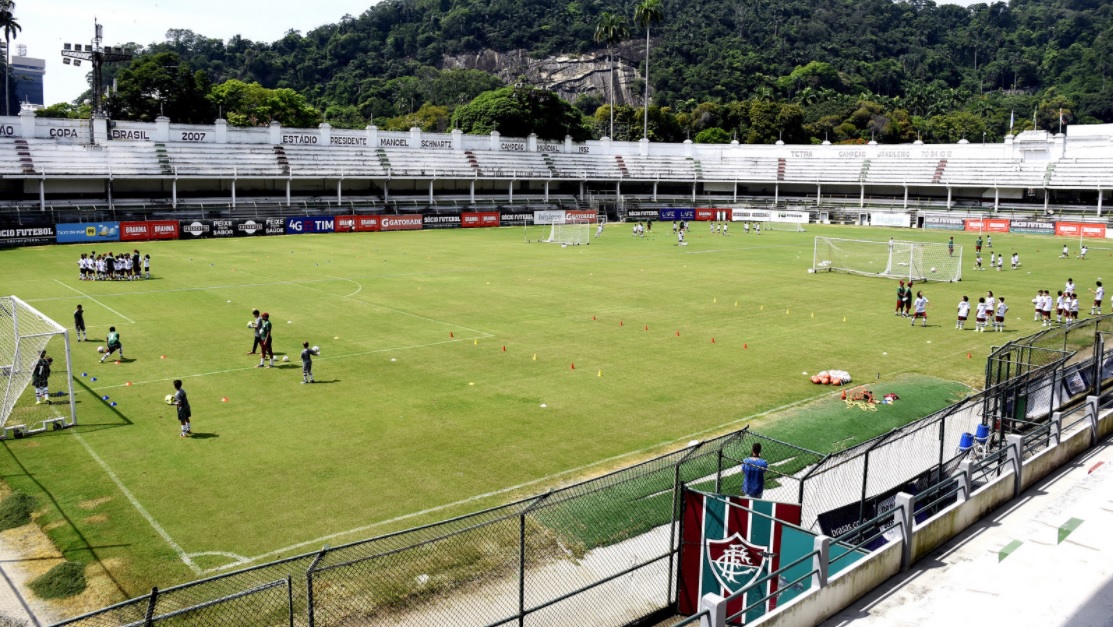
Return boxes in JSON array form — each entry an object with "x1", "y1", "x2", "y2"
[{"x1": 0, "y1": 222, "x2": 1106, "y2": 604}]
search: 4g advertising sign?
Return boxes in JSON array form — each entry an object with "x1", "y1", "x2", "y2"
[{"x1": 285, "y1": 217, "x2": 336, "y2": 234}]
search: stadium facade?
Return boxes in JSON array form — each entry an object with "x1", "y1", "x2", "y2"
[{"x1": 1, "y1": 110, "x2": 1111, "y2": 247}]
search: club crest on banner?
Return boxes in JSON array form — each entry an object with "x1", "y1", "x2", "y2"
[{"x1": 706, "y1": 532, "x2": 768, "y2": 593}]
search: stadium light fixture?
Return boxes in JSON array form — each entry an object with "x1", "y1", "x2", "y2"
[{"x1": 59, "y1": 19, "x2": 134, "y2": 118}]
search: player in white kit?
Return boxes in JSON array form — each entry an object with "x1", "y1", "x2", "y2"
[{"x1": 956, "y1": 296, "x2": 970, "y2": 330}]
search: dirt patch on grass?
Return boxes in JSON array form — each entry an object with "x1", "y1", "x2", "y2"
[
  {"x1": 77, "y1": 497, "x2": 112, "y2": 510},
  {"x1": 82, "y1": 514, "x2": 108, "y2": 525}
]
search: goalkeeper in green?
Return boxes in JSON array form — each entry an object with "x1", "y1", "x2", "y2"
[{"x1": 100, "y1": 327, "x2": 124, "y2": 362}]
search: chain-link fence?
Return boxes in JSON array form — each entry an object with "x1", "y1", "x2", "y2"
[{"x1": 54, "y1": 318, "x2": 1113, "y2": 627}]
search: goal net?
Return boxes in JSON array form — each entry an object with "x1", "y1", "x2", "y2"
[
  {"x1": 526, "y1": 212, "x2": 595, "y2": 245},
  {"x1": 0, "y1": 296, "x2": 76, "y2": 438},
  {"x1": 812, "y1": 237, "x2": 962, "y2": 282}
]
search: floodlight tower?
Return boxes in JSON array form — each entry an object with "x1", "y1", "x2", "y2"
[{"x1": 59, "y1": 20, "x2": 133, "y2": 117}]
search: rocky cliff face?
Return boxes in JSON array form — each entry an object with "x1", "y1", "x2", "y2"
[{"x1": 442, "y1": 40, "x2": 649, "y2": 107}]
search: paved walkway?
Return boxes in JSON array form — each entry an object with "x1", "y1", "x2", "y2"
[{"x1": 825, "y1": 432, "x2": 1113, "y2": 627}]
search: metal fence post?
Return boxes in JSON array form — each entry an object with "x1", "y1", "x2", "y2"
[
  {"x1": 306, "y1": 549, "x2": 328, "y2": 627},
  {"x1": 1050, "y1": 411, "x2": 1062, "y2": 446},
  {"x1": 812, "y1": 535, "x2": 831, "y2": 588},
  {"x1": 666, "y1": 464, "x2": 683, "y2": 606},
  {"x1": 519, "y1": 512, "x2": 526, "y2": 627},
  {"x1": 287, "y1": 575, "x2": 294, "y2": 627},
  {"x1": 700, "y1": 593, "x2": 727, "y2": 627},
  {"x1": 1005, "y1": 434, "x2": 1024, "y2": 497},
  {"x1": 715, "y1": 449, "x2": 724, "y2": 493},
  {"x1": 143, "y1": 587, "x2": 158, "y2": 627}
]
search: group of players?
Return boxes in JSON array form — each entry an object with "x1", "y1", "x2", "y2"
[
  {"x1": 77, "y1": 250, "x2": 151, "y2": 280},
  {"x1": 247, "y1": 309, "x2": 318, "y2": 383}
]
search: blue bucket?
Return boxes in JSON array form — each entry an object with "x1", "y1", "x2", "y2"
[
  {"x1": 974, "y1": 423, "x2": 990, "y2": 443},
  {"x1": 958, "y1": 432, "x2": 974, "y2": 451}
]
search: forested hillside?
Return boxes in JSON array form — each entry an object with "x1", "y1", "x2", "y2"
[{"x1": 43, "y1": 0, "x2": 1113, "y2": 144}]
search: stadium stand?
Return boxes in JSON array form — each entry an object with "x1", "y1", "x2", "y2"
[
  {"x1": 161, "y1": 143, "x2": 287, "y2": 177},
  {"x1": 281, "y1": 145, "x2": 388, "y2": 178},
  {"x1": 863, "y1": 159, "x2": 940, "y2": 185}
]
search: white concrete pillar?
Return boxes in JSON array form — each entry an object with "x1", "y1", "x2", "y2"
[
  {"x1": 452, "y1": 128, "x2": 463, "y2": 152},
  {"x1": 895, "y1": 492, "x2": 914, "y2": 570},
  {"x1": 367, "y1": 125, "x2": 378, "y2": 147},
  {"x1": 653, "y1": 181, "x2": 659, "y2": 202},
  {"x1": 268, "y1": 120, "x2": 282, "y2": 145},
  {"x1": 957, "y1": 460, "x2": 973, "y2": 502},
  {"x1": 860, "y1": 184, "x2": 865, "y2": 208},
  {"x1": 154, "y1": 116, "x2": 170, "y2": 142},
  {"x1": 490, "y1": 130, "x2": 500, "y2": 152},
  {"x1": 1050, "y1": 411, "x2": 1061, "y2": 446},
  {"x1": 18, "y1": 108, "x2": 35, "y2": 138},
  {"x1": 429, "y1": 179, "x2": 434, "y2": 204},
  {"x1": 231, "y1": 178, "x2": 237, "y2": 208},
  {"x1": 775, "y1": 183, "x2": 779, "y2": 204},
  {"x1": 319, "y1": 122, "x2": 332, "y2": 146},
  {"x1": 733, "y1": 182, "x2": 737, "y2": 203},
  {"x1": 527, "y1": 133, "x2": 537, "y2": 152},
  {"x1": 812, "y1": 535, "x2": 831, "y2": 588},
  {"x1": 903, "y1": 185, "x2": 908, "y2": 209},
  {"x1": 410, "y1": 126, "x2": 421, "y2": 148},
  {"x1": 338, "y1": 179, "x2": 343, "y2": 205},
  {"x1": 92, "y1": 116, "x2": 109, "y2": 144},
  {"x1": 564, "y1": 135, "x2": 573, "y2": 154},
  {"x1": 1044, "y1": 189, "x2": 1049, "y2": 213},
  {"x1": 39, "y1": 178, "x2": 45, "y2": 211},
  {"x1": 1005, "y1": 434, "x2": 1024, "y2": 496},
  {"x1": 285, "y1": 179, "x2": 291, "y2": 206},
  {"x1": 994, "y1": 186, "x2": 1000, "y2": 212},
  {"x1": 470, "y1": 180, "x2": 475, "y2": 204},
  {"x1": 947, "y1": 186, "x2": 952, "y2": 209},
  {"x1": 699, "y1": 593, "x2": 727, "y2": 627},
  {"x1": 817, "y1": 183, "x2": 822, "y2": 206},
  {"x1": 1097, "y1": 188, "x2": 1103, "y2": 218},
  {"x1": 172, "y1": 179, "x2": 177, "y2": 208},
  {"x1": 508, "y1": 180, "x2": 514, "y2": 203},
  {"x1": 639, "y1": 136, "x2": 649, "y2": 156},
  {"x1": 215, "y1": 119, "x2": 228, "y2": 143},
  {"x1": 544, "y1": 180, "x2": 549, "y2": 203}
]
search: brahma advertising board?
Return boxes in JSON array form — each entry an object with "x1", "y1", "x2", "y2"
[
  {"x1": 335, "y1": 215, "x2": 382, "y2": 232},
  {"x1": 461, "y1": 212, "x2": 500, "y2": 228},
  {"x1": 120, "y1": 221, "x2": 180, "y2": 241},
  {"x1": 1055, "y1": 222, "x2": 1107, "y2": 238}
]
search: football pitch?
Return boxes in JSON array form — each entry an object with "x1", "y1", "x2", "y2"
[{"x1": 0, "y1": 223, "x2": 1103, "y2": 602}]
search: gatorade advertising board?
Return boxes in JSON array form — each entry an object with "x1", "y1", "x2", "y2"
[
  {"x1": 380, "y1": 215, "x2": 423, "y2": 231},
  {"x1": 564, "y1": 209, "x2": 598, "y2": 223}
]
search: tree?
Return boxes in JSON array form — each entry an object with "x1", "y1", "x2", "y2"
[
  {"x1": 208, "y1": 79, "x2": 320, "y2": 127},
  {"x1": 634, "y1": 0, "x2": 664, "y2": 141},
  {"x1": 694, "y1": 127, "x2": 730, "y2": 143},
  {"x1": 452, "y1": 86, "x2": 589, "y2": 141},
  {"x1": 36, "y1": 102, "x2": 91, "y2": 119},
  {"x1": 594, "y1": 12, "x2": 629, "y2": 139},
  {"x1": 107, "y1": 53, "x2": 215, "y2": 123},
  {"x1": 0, "y1": 0, "x2": 20, "y2": 117}
]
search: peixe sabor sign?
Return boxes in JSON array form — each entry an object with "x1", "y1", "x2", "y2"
[
  {"x1": 380, "y1": 215, "x2": 423, "y2": 231},
  {"x1": 120, "y1": 220, "x2": 179, "y2": 241},
  {"x1": 461, "y1": 212, "x2": 500, "y2": 228}
]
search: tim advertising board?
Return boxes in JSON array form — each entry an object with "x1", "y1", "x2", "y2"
[
  {"x1": 0, "y1": 224, "x2": 55, "y2": 247},
  {"x1": 120, "y1": 221, "x2": 180, "y2": 241},
  {"x1": 179, "y1": 220, "x2": 213, "y2": 239},
  {"x1": 964, "y1": 218, "x2": 1010, "y2": 233},
  {"x1": 659, "y1": 208, "x2": 695, "y2": 221},
  {"x1": 380, "y1": 215, "x2": 423, "y2": 231},
  {"x1": 1056, "y1": 222, "x2": 1107, "y2": 238},
  {"x1": 286, "y1": 217, "x2": 336, "y2": 234},
  {"x1": 336, "y1": 215, "x2": 382, "y2": 232},
  {"x1": 461, "y1": 212, "x2": 500, "y2": 228},
  {"x1": 423, "y1": 214, "x2": 461, "y2": 230},
  {"x1": 57, "y1": 222, "x2": 121, "y2": 243}
]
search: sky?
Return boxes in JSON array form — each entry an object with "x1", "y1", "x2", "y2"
[{"x1": 19, "y1": 0, "x2": 983, "y2": 107}]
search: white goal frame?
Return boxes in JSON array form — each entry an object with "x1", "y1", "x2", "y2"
[
  {"x1": 812, "y1": 237, "x2": 962, "y2": 283},
  {"x1": 526, "y1": 213, "x2": 595, "y2": 245},
  {"x1": 0, "y1": 296, "x2": 77, "y2": 439}
]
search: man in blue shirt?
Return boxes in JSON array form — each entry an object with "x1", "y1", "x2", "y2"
[{"x1": 742, "y1": 443, "x2": 769, "y2": 499}]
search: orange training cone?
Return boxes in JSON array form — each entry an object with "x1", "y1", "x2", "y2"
[
  {"x1": 711, "y1": 338, "x2": 716, "y2": 343},
  {"x1": 570, "y1": 363, "x2": 575, "y2": 370},
  {"x1": 676, "y1": 330, "x2": 680, "y2": 336},
  {"x1": 222, "y1": 397, "x2": 229, "y2": 402},
  {"x1": 593, "y1": 315, "x2": 596, "y2": 320},
  {"x1": 620, "y1": 320, "x2": 624, "y2": 326},
  {"x1": 502, "y1": 345, "x2": 506, "y2": 352},
  {"x1": 645, "y1": 325, "x2": 649, "y2": 331},
  {"x1": 450, "y1": 332, "x2": 454, "y2": 338},
  {"x1": 125, "y1": 382, "x2": 132, "y2": 386},
  {"x1": 968, "y1": 352, "x2": 972, "y2": 359},
  {"x1": 744, "y1": 343, "x2": 748, "y2": 350}
]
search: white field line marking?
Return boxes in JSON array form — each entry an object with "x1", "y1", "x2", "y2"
[
  {"x1": 53, "y1": 280, "x2": 135, "y2": 324},
  {"x1": 206, "y1": 389, "x2": 836, "y2": 572},
  {"x1": 73, "y1": 432, "x2": 201, "y2": 575},
  {"x1": 92, "y1": 336, "x2": 481, "y2": 390}
]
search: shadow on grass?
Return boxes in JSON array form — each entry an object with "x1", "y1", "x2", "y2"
[
  {"x1": 304, "y1": 380, "x2": 340, "y2": 385},
  {"x1": 69, "y1": 376, "x2": 132, "y2": 433},
  {"x1": 186, "y1": 433, "x2": 218, "y2": 440}
]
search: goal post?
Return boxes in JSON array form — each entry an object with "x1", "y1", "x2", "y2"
[
  {"x1": 0, "y1": 296, "x2": 77, "y2": 439},
  {"x1": 812, "y1": 237, "x2": 962, "y2": 282},
  {"x1": 526, "y1": 212, "x2": 595, "y2": 245}
]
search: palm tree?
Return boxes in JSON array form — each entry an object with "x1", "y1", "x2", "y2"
[
  {"x1": 634, "y1": 0, "x2": 663, "y2": 141},
  {"x1": 0, "y1": 0, "x2": 20, "y2": 117},
  {"x1": 594, "y1": 12, "x2": 629, "y2": 139}
]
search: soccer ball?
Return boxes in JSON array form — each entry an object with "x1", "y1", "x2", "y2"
[
  {"x1": 282, "y1": 355, "x2": 290, "y2": 362},
  {"x1": 311, "y1": 346, "x2": 320, "y2": 355},
  {"x1": 247, "y1": 321, "x2": 255, "y2": 328},
  {"x1": 97, "y1": 346, "x2": 105, "y2": 353},
  {"x1": 164, "y1": 394, "x2": 174, "y2": 405},
  {"x1": 930, "y1": 267, "x2": 937, "y2": 273}
]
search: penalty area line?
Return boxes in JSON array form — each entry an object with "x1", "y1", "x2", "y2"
[
  {"x1": 73, "y1": 433, "x2": 201, "y2": 575},
  {"x1": 53, "y1": 280, "x2": 135, "y2": 324}
]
